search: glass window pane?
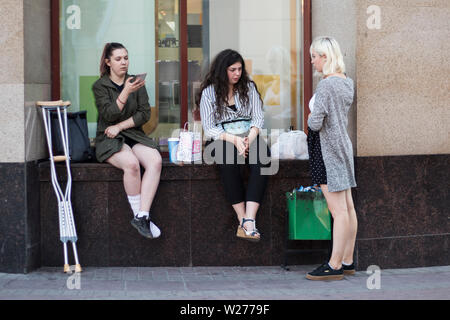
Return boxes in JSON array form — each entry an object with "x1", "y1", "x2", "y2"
[
  {"x1": 208, "y1": 0, "x2": 303, "y2": 133},
  {"x1": 60, "y1": 0, "x2": 157, "y2": 139},
  {"x1": 187, "y1": 0, "x2": 205, "y2": 125},
  {"x1": 59, "y1": 0, "x2": 303, "y2": 150},
  {"x1": 149, "y1": 0, "x2": 180, "y2": 152}
]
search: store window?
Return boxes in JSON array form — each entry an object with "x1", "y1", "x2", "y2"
[
  {"x1": 207, "y1": 0, "x2": 303, "y2": 132},
  {"x1": 59, "y1": 0, "x2": 157, "y2": 139},
  {"x1": 149, "y1": 0, "x2": 207, "y2": 151},
  {"x1": 56, "y1": 0, "x2": 306, "y2": 152}
]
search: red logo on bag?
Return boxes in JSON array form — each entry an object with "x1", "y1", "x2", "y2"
[{"x1": 193, "y1": 140, "x2": 201, "y2": 153}]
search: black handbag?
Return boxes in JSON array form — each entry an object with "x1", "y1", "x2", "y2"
[{"x1": 50, "y1": 110, "x2": 95, "y2": 162}]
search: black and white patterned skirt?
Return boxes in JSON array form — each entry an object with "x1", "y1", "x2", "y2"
[{"x1": 307, "y1": 127, "x2": 327, "y2": 186}]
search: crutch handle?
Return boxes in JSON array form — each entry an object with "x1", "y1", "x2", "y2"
[
  {"x1": 53, "y1": 155, "x2": 67, "y2": 162},
  {"x1": 36, "y1": 100, "x2": 64, "y2": 107},
  {"x1": 36, "y1": 100, "x2": 71, "y2": 107}
]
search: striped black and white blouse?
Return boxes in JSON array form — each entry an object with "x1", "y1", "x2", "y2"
[{"x1": 199, "y1": 82, "x2": 264, "y2": 140}]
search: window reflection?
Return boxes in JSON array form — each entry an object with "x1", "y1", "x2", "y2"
[
  {"x1": 59, "y1": 0, "x2": 303, "y2": 151},
  {"x1": 149, "y1": 0, "x2": 181, "y2": 152}
]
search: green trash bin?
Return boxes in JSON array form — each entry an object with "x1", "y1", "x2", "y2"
[{"x1": 286, "y1": 190, "x2": 332, "y2": 240}]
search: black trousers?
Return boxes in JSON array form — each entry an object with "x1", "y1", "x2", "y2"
[{"x1": 205, "y1": 136, "x2": 271, "y2": 205}]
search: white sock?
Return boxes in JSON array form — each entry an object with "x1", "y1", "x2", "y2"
[
  {"x1": 342, "y1": 261, "x2": 353, "y2": 266},
  {"x1": 127, "y1": 194, "x2": 141, "y2": 216},
  {"x1": 328, "y1": 262, "x2": 340, "y2": 270}
]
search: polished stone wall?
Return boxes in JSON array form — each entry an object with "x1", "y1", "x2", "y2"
[
  {"x1": 36, "y1": 156, "x2": 449, "y2": 271},
  {"x1": 0, "y1": 162, "x2": 40, "y2": 273},
  {"x1": 354, "y1": 154, "x2": 450, "y2": 270},
  {"x1": 38, "y1": 161, "x2": 330, "y2": 269}
]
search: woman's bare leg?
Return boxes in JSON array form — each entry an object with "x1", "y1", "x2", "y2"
[
  {"x1": 321, "y1": 184, "x2": 349, "y2": 270},
  {"x1": 131, "y1": 144, "x2": 162, "y2": 212},
  {"x1": 232, "y1": 202, "x2": 246, "y2": 225},
  {"x1": 106, "y1": 144, "x2": 141, "y2": 196},
  {"x1": 342, "y1": 188, "x2": 358, "y2": 264}
]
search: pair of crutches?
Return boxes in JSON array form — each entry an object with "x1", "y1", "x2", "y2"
[{"x1": 37, "y1": 101, "x2": 82, "y2": 273}]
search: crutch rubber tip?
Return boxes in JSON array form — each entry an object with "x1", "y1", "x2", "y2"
[
  {"x1": 75, "y1": 264, "x2": 82, "y2": 273},
  {"x1": 64, "y1": 264, "x2": 71, "y2": 273}
]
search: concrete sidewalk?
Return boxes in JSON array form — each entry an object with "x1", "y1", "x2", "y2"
[{"x1": 0, "y1": 265, "x2": 449, "y2": 300}]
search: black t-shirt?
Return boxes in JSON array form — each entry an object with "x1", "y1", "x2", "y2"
[
  {"x1": 111, "y1": 81, "x2": 124, "y2": 93},
  {"x1": 228, "y1": 104, "x2": 237, "y2": 112}
]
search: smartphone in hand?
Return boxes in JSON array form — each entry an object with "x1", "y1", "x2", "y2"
[{"x1": 131, "y1": 73, "x2": 147, "y2": 83}]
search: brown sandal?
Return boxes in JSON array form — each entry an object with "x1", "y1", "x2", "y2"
[{"x1": 236, "y1": 218, "x2": 260, "y2": 242}]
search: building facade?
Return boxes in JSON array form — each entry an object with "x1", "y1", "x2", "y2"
[{"x1": 0, "y1": 0, "x2": 449, "y2": 273}]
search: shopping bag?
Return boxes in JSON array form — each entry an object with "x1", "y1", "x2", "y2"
[
  {"x1": 271, "y1": 130, "x2": 308, "y2": 160},
  {"x1": 176, "y1": 123, "x2": 194, "y2": 162},
  {"x1": 50, "y1": 110, "x2": 95, "y2": 162},
  {"x1": 192, "y1": 122, "x2": 202, "y2": 163},
  {"x1": 286, "y1": 188, "x2": 331, "y2": 240}
]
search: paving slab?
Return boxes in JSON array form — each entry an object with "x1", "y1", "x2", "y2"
[{"x1": 0, "y1": 265, "x2": 448, "y2": 301}]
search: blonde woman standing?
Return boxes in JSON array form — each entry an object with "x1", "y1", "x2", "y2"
[{"x1": 306, "y1": 37, "x2": 358, "y2": 281}]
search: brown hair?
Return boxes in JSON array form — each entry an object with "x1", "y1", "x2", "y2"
[{"x1": 99, "y1": 42, "x2": 127, "y2": 76}]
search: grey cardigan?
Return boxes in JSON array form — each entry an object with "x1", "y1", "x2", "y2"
[{"x1": 308, "y1": 76, "x2": 356, "y2": 192}]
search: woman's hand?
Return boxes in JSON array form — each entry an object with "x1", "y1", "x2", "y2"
[
  {"x1": 243, "y1": 137, "x2": 249, "y2": 157},
  {"x1": 234, "y1": 136, "x2": 248, "y2": 157},
  {"x1": 219, "y1": 133, "x2": 248, "y2": 157},
  {"x1": 105, "y1": 124, "x2": 122, "y2": 138},
  {"x1": 124, "y1": 77, "x2": 146, "y2": 95}
]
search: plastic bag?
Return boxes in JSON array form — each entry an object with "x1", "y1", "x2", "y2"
[
  {"x1": 192, "y1": 122, "x2": 202, "y2": 163},
  {"x1": 176, "y1": 123, "x2": 193, "y2": 162},
  {"x1": 176, "y1": 122, "x2": 202, "y2": 163},
  {"x1": 271, "y1": 130, "x2": 308, "y2": 160}
]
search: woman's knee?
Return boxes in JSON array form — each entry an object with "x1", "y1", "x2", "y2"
[
  {"x1": 153, "y1": 152, "x2": 162, "y2": 171},
  {"x1": 323, "y1": 191, "x2": 348, "y2": 219},
  {"x1": 123, "y1": 158, "x2": 141, "y2": 175},
  {"x1": 149, "y1": 149, "x2": 162, "y2": 167},
  {"x1": 345, "y1": 189, "x2": 356, "y2": 213},
  {"x1": 141, "y1": 149, "x2": 162, "y2": 171}
]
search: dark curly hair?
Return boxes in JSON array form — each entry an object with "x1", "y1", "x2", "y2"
[{"x1": 196, "y1": 49, "x2": 261, "y2": 120}]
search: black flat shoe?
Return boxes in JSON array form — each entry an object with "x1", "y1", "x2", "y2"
[
  {"x1": 343, "y1": 262, "x2": 356, "y2": 275},
  {"x1": 306, "y1": 262, "x2": 344, "y2": 281},
  {"x1": 130, "y1": 216, "x2": 154, "y2": 238}
]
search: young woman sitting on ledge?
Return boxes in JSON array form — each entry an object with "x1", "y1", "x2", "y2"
[
  {"x1": 92, "y1": 42, "x2": 162, "y2": 239},
  {"x1": 197, "y1": 49, "x2": 270, "y2": 242}
]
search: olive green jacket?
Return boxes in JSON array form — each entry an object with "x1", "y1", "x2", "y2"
[{"x1": 92, "y1": 74, "x2": 158, "y2": 162}]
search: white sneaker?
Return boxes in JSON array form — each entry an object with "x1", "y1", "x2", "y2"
[{"x1": 149, "y1": 221, "x2": 161, "y2": 238}]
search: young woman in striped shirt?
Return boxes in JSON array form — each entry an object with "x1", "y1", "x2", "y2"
[{"x1": 197, "y1": 49, "x2": 270, "y2": 242}]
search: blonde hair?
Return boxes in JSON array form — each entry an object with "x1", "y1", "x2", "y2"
[{"x1": 310, "y1": 36, "x2": 345, "y2": 76}]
